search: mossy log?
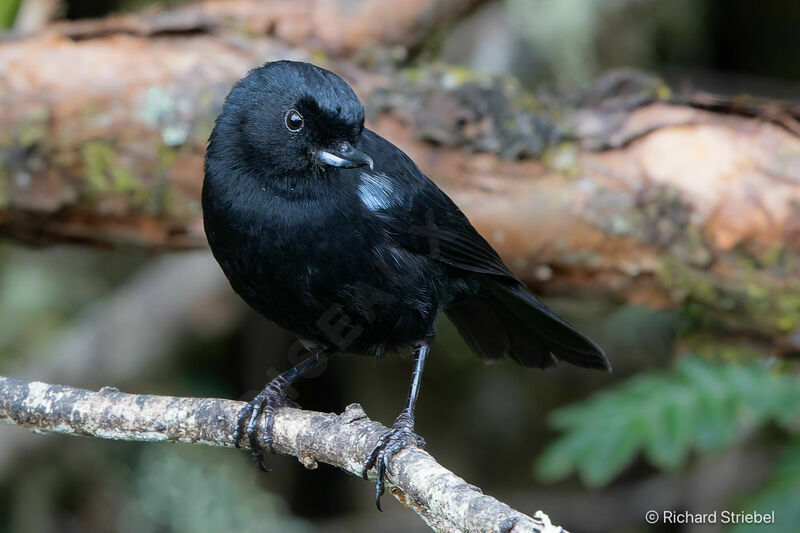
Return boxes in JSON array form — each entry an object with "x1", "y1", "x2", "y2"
[{"x1": 1, "y1": 1, "x2": 799, "y2": 342}]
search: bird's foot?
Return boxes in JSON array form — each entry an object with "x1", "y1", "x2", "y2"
[
  {"x1": 233, "y1": 381, "x2": 296, "y2": 470},
  {"x1": 362, "y1": 409, "x2": 426, "y2": 510}
]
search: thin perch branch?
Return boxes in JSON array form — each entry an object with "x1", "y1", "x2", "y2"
[{"x1": 0, "y1": 375, "x2": 563, "y2": 533}]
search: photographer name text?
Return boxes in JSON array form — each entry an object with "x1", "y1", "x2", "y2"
[{"x1": 645, "y1": 510, "x2": 774, "y2": 525}]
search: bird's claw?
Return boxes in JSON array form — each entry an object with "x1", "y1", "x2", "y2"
[
  {"x1": 233, "y1": 382, "x2": 292, "y2": 470},
  {"x1": 362, "y1": 410, "x2": 425, "y2": 511}
]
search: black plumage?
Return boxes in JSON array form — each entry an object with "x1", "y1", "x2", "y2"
[{"x1": 202, "y1": 60, "x2": 610, "y2": 508}]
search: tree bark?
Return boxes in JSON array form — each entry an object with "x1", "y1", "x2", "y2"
[
  {"x1": 1, "y1": 2, "x2": 799, "y2": 340},
  {"x1": 0, "y1": 375, "x2": 564, "y2": 533}
]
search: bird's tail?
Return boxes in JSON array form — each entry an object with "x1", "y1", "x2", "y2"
[{"x1": 446, "y1": 280, "x2": 611, "y2": 371}]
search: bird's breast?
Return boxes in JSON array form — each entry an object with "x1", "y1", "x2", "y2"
[{"x1": 203, "y1": 176, "x2": 448, "y2": 352}]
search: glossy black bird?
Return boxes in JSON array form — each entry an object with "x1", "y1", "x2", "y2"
[{"x1": 202, "y1": 60, "x2": 610, "y2": 508}]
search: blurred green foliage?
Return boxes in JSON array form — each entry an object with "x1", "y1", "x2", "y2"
[
  {"x1": 0, "y1": 0, "x2": 19, "y2": 29},
  {"x1": 732, "y1": 439, "x2": 800, "y2": 533},
  {"x1": 537, "y1": 356, "x2": 800, "y2": 486},
  {"x1": 117, "y1": 446, "x2": 310, "y2": 533},
  {"x1": 0, "y1": 245, "x2": 143, "y2": 363},
  {"x1": 505, "y1": 0, "x2": 706, "y2": 84}
]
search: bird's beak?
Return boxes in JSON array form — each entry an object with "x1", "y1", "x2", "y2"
[{"x1": 314, "y1": 141, "x2": 374, "y2": 170}]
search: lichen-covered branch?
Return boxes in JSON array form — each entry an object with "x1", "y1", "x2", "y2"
[
  {"x1": 1, "y1": 3, "x2": 800, "y2": 341},
  {"x1": 0, "y1": 375, "x2": 563, "y2": 533}
]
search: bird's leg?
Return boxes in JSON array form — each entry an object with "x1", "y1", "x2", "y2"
[
  {"x1": 233, "y1": 348, "x2": 329, "y2": 470},
  {"x1": 362, "y1": 337, "x2": 431, "y2": 510}
]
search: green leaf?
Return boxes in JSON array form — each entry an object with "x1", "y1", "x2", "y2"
[
  {"x1": 536, "y1": 427, "x2": 599, "y2": 482},
  {"x1": 536, "y1": 356, "x2": 800, "y2": 487},
  {"x1": 579, "y1": 418, "x2": 646, "y2": 486},
  {"x1": 643, "y1": 385, "x2": 694, "y2": 469},
  {"x1": 728, "y1": 439, "x2": 800, "y2": 533}
]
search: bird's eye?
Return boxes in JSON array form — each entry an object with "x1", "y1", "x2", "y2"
[{"x1": 285, "y1": 109, "x2": 304, "y2": 132}]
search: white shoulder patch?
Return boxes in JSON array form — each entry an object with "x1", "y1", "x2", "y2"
[{"x1": 358, "y1": 171, "x2": 396, "y2": 211}]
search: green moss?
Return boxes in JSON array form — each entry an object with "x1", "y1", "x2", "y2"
[
  {"x1": 81, "y1": 102, "x2": 102, "y2": 121},
  {"x1": 761, "y1": 244, "x2": 785, "y2": 268},
  {"x1": 775, "y1": 291, "x2": 800, "y2": 332},
  {"x1": 658, "y1": 256, "x2": 800, "y2": 334},
  {"x1": 18, "y1": 109, "x2": 49, "y2": 149},
  {"x1": 194, "y1": 91, "x2": 218, "y2": 143},
  {"x1": 513, "y1": 91, "x2": 545, "y2": 115},
  {"x1": 681, "y1": 334, "x2": 765, "y2": 362},
  {"x1": 403, "y1": 64, "x2": 489, "y2": 88},
  {"x1": 111, "y1": 167, "x2": 148, "y2": 202},
  {"x1": 158, "y1": 144, "x2": 178, "y2": 168},
  {"x1": 440, "y1": 66, "x2": 483, "y2": 88},
  {"x1": 543, "y1": 142, "x2": 580, "y2": 175},
  {"x1": 310, "y1": 49, "x2": 329, "y2": 65},
  {"x1": 746, "y1": 284, "x2": 769, "y2": 301},
  {"x1": 51, "y1": 150, "x2": 71, "y2": 168},
  {"x1": 777, "y1": 315, "x2": 798, "y2": 332},
  {"x1": 0, "y1": 130, "x2": 12, "y2": 149},
  {"x1": 144, "y1": 145, "x2": 180, "y2": 215},
  {"x1": 657, "y1": 259, "x2": 718, "y2": 304},
  {"x1": 403, "y1": 68, "x2": 423, "y2": 83},
  {"x1": 81, "y1": 141, "x2": 149, "y2": 202},
  {"x1": 672, "y1": 226, "x2": 713, "y2": 268},
  {"x1": 193, "y1": 116, "x2": 216, "y2": 144},
  {"x1": 82, "y1": 141, "x2": 116, "y2": 194}
]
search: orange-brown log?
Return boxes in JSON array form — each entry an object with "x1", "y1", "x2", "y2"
[
  {"x1": 1, "y1": 7, "x2": 799, "y2": 340},
  {"x1": 40, "y1": 0, "x2": 483, "y2": 57}
]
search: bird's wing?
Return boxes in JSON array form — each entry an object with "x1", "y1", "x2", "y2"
[
  {"x1": 356, "y1": 130, "x2": 610, "y2": 371},
  {"x1": 357, "y1": 130, "x2": 515, "y2": 280},
  {"x1": 383, "y1": 182, "x2": 515, "y2": 278}
]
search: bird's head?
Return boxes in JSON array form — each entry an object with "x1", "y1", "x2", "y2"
[{"x1": 208, "y1": 60, "x2": 373, "y2": 180}]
